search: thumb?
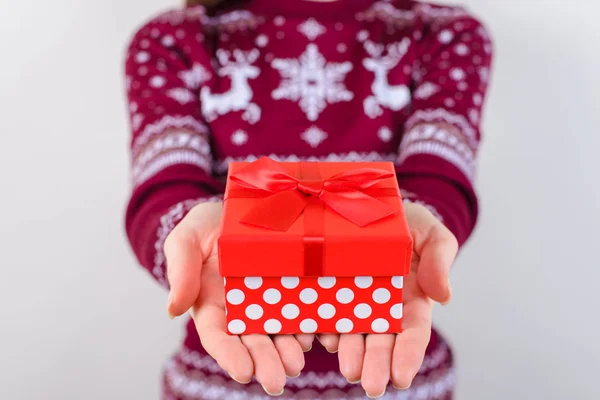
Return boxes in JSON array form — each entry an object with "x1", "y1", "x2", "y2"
[
  {"x1": 164, "y1": 202, "x2": 222, "y2": 318},
  {"x1": 405, "y1": 204, "x2": 458, "y2": 305}
]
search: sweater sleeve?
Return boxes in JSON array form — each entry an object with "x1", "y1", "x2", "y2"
[
  {"x1": 396, "y1": 6, "x2": 493, "y2": 246},
  {"x1": 124, "y1": 7, "x2": 224, "y2": 288}
]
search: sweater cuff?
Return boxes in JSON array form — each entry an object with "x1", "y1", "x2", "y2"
[
  {"x1": 125, "y1": 183, "x2": 222, "y2": 288},
  {"x1": 398, "y1": 176, "x2": 476, "y2": 248}
]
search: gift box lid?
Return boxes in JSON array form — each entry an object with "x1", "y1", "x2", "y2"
[{"x1": 218, "y1": 160, "x2": 412, "y2": 278}]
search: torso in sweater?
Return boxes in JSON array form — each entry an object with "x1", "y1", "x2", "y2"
[{"x1": 124, "y1": 0, "x2": 491, "y2": 375}]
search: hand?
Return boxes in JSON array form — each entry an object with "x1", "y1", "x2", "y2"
[
  {"x1": 316, "y1": 203, "x2": 458, "y2": 398},
  {"x1": 164, "y1": 201, "x2": 314, "y2": 396}
]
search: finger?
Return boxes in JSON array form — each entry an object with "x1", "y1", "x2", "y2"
[
  {"x1": 165, "y1": 202, "x2": 222, "y2": 318},
  {"x1": 317, "y1": 334, "x2": 340, "y2": 353},
  {"x1": 295, "y1": 334, "x2": 315, "y2": 352},
  {"x1": 361, "y1": 334, "x2": 395, "y2": 398},
  {"x1": 273, "y1": 335, "x2": 305, "y2": 378},
  {"x1": 192, "y1": 302, "x2": 254, "y2": 384},
  {"x1": 391, "y1": 293, "x2": 433, "y2": 389},
  {"x1": 406, "y1": 207, "x2": 457, "y2": 304},
  {"x1": 241, "y1": 335, "x2": 287, "y2": 396},
  {"x1": 164, "y1": 223, "x2": 205, "y2": 318},
  {"x1": 338, "y1": 334, "x2": 365, "y2": 383}
]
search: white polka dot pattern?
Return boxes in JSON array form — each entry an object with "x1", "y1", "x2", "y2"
[
  {"x1": 228, "y1": 319, "x2": 246, "y2": 334},
  {"x1": 390, "y1": 304, "x2": 403, "y2": 319},
  {"x1": 264, "y1": 319, "x2": 282, "y2": 334},
  {"x1": 281, "y1": 304, "x2": 300, "y2": 320},
  {"x1": 317, "y1": 303, "x2": 336, "y2": 319},
  {"x1": 354, "y1": 276, "x2": 373, "y2": 288},
  {"x1": 336, "y1": 318, "x2": 354, "y2": 333},
  {"x1": 318, "y1": 277, "x2": 336, "y2": 289},
  {"x1": 263, "y1": 288, "x2": 282, "y2": 304},
  {"x1": 300, "y1": 288, "x2": 318, "y2": 304},
  {"x1": 245, "y1": 304, "x2": 263, "y2": 320},
  {"x1": 226, "y1": 289, "x2": 245, "y2": 305},
  {"x1": 300, "y1": 318, "x2": 318, "y2": 333},
  {"x1": 371, "y1": 318, "x2": 389, "y2": 333},
  {"x1": 373, "y1": 288, "x2": 391, "y2": 304},
  {"x1": 392, "y1": 276, "x2": 404, "y2": 289},
  {"x1": 281, "y1": 276, "x2": 300, "y2": 289},
  {"x1": 244, "y1": 277, "x2": 263, "y2": 289},
  {"x1": 224, "y1": 275, "x2": 405, "y2": 335},
  {"x1": 336, "y1": 288, "x2": 355, "y2": 304},
  {"x1": 354, "y1": 303, "x2": 372, "y2": 319}
]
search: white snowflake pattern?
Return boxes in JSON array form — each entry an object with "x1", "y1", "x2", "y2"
[
  {"x1": 468, "y1": 109, "x2": 480, "y2": 124},
  {"x1": 438, "y1": 30, "x2": 454, "y2": 44},
  {"x1": 161, "y1": 35, "x2": 175, "y2": 47},
  {"x1": 167, "y1": 88, "x2": 196, "y2": 105},
  {"x1": 132, "y1": 114, "x2": 144, "y2": 131},
  {"x1": 271, "y1": 44, "x2": 353, "y2": 121},
  {"x1": 297, "y1": 18, "x2": 326, "y2": 41},
  {"x1": 377, "y1": 126, "x2": 393, "y2": 142},
  {"x1": 414, "y1": 82, "x2": 440, "y2": 100},
  {"x1": 450, "y1": 68, "x2": 465, "y2": 81},
  {"x1": 231, "y1": 130, "x2": 249, "y2": 146},
  {"x1": 150, "y1": 76, "x2": 166, "y2": 88},
  {"x1": 135, "y1": 51, "x2": 150, "y2": 63},
  {"x1": 473, "y1": 93, "x2": 483, "y2": 106},
  {"x1": 454, "y1": 43, "x2": 470, "y2": 56},
  {"x1": 478, "y1": 67, "x2": 490, "y2": 83},
  {"x1": 300, "y1": 126, "x2": 328, "y2": 148},
  {"x1": 255, "y1": 34, "x2": 269, "y2": 47},
  {"x1": 178, "y1": 64, "x2": 211, "y2": 90},
  {"x1": 274, "y1": 16, "x2": 286, "y2": 26},
  {"x1": 357, "y1": 30, "x2": 370, "y2": 42}
]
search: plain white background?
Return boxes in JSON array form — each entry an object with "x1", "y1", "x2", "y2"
[{"x1": 1, "y1": 0, "x2": 598, "y2": 399}]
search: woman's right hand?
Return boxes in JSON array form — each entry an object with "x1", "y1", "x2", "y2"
[{"x1": 164, "y1": 201, "x2": 314, "y2": 396}]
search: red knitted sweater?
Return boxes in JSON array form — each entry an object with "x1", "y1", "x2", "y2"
[{"x1": 123, "y1": 0, "x2": 492, "y2": 394}]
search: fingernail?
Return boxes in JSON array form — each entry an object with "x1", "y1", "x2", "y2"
[
  {"x1": 228, "y1": 372, "x2": 250, "y2": 384},
  {"x1": 441, "y1": 279, "x2": 452, "y2": 306},
  {"x1": 261, "y1": 385, "x2": 284, "y2": 396},
  {"x1": 303, "y1": 344, "x2": 312, "y2": 352},
  {"x1": 286, "y1": 372, "x2": 301, "y2": 378},
  {"x1": 393, "y1": 382, "x2": 411, "y2": 390},
  {"x1": 168, "y1": 313, "x2": 175, "y2": 320},
  {"x1": 367, "y1": 391, "x2": 385, "y2": 399},
  {"x1": 347, "y1": 378, "x2": 360, "y2": 384}
]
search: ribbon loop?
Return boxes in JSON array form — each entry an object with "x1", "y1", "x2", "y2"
[
  {"x1": 230, "y1": 157, "x2": 399, "y2": 231},
  {"x1": 297, "y1": 180, "x2": 324, "y2": 197}
]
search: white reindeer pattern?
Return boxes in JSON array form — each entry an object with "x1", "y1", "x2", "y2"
[
  {"x1": 200, "y1": 49, "x2": 261, "y2": 124},
  {"x1": 362, "y1": 38, "x2": 411, "y2": 119}
]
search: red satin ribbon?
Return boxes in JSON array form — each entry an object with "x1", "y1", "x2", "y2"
[{"x1": 228, "y1": 157, "x2": 400, "y2": 276}]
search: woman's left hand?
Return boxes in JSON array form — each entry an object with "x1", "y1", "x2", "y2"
[{"x1": 317, "y1": 202, "x2": 458, "y2": 398}]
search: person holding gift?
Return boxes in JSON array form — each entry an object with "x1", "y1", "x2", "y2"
[{"x1": 124, "y1": 0, "x2": 492, "y2": 398}]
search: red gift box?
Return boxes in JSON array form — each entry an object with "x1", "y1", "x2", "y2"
[{"x1": 218, "y1": 157, "x2": 412, "y2": 335}]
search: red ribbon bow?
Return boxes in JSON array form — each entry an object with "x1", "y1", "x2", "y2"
[{"x1": 230, "y1": 157, "x2": 399, "y2": 231}]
